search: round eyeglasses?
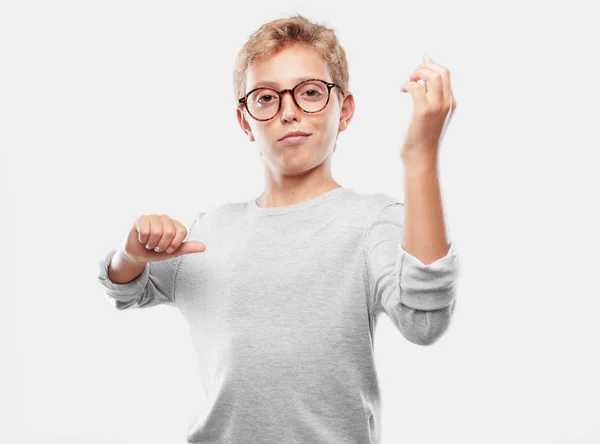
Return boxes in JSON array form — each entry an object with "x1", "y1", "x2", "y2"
[{"x1": 238, "y1": 78, "x2": 345, "y2": 122}]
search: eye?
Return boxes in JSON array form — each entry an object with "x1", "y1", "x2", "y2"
[{"x1": 258, "y1": 94, "x2": 275, "y2": 103}]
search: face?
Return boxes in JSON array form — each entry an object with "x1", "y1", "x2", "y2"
[{"x1": 236, "y1": 44, "x2": 355, "y2": 176}]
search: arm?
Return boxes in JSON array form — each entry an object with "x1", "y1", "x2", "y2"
[
  {"x1": 376, "y1": 53, "x2": 459, "y2": 344},
  {"x1": 97, "y1": 248, "x2": 181, "y2": 310},
  {"x1": 97, "y1": 211, "x2": 205, "y2": 310},
  {"x1": 402, "y1": 161, "x2": 450, "y2": 265},
  {"x1": 364, "y1": 202, "x2": 459, "y2": 346}
]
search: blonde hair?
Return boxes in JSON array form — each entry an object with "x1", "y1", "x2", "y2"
[{"x1": 233, "y1": 14, "x2": 349, "y2": 106}]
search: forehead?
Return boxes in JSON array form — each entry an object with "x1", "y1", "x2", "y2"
[{"x1": 246, "y1": 45, "x2": 331, "y2": 91}]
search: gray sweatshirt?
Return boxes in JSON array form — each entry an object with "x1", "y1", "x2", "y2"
[{"x1": 97, "y1": 186, "x2": 460, "y2": 444}]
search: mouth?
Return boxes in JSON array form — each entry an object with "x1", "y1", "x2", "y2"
[
  {"x1": 278, "y1": 131, "x2": 312, "y2": 141},
  {"x1": 279, "y1": 134, "x2": 311, "y2": 145}
]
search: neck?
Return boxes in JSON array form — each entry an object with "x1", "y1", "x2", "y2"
[{"x1": 256, "y1": 179, "x2": 342, "y2": 209}]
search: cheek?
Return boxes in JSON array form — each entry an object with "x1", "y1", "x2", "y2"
[
  {"x1": 316, "y1": 113, "x2": 339, "y2": 135},
  {"x1": 321, "y1": 117, "x2": 340, "y2": 140}
]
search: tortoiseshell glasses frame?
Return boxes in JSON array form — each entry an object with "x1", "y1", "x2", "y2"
[{"x1": 238, "y1": 78, "x2": 345, "y2": 122}]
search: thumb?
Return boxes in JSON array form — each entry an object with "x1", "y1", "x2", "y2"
[{"x1": 174, "y1": 240, "x2": 207, "y2": 256}]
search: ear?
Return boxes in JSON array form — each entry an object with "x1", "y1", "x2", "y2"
[
  {"x1": 236, "y1": 106, "x2": 255, "y2": 142},
  {"x1": 338, "y1": 91, "x2": 355, "y2": 133}
]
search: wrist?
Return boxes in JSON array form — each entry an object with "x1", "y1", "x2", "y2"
[{"x1": 117, "y1": 246, "x2": 148, "y2": 266}]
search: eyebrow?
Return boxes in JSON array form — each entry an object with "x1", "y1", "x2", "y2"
[{"x1": 249, "y1": 76, "x2": 324, "y2": 91}]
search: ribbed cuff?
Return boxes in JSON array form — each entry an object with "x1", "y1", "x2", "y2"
[{"x1": 398, "y1": 242, "x2": 459, "y2": 311}]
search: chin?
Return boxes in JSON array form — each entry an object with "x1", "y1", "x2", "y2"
[{"x1": 280, "y1": 151, "x2": 329, "y2": 174}]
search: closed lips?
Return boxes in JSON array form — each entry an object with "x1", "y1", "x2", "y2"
[{"x1": 279, "y1": 131, "x2": 311, "y2": 140}]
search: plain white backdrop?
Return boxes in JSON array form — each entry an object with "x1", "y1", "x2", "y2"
[{"x1": 2, "y1": 1, "x2": 599, "y2": 443}]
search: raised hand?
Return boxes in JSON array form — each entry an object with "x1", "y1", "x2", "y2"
[{"x1": 400, "y1": 54, "x2": 457, "y2": 164}]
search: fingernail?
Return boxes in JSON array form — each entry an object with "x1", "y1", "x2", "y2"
[
  {"x1": 166, "y1": 248, "x2": 174, "y2": 253},
  {"x1": 154, "y1": 247, "x2": 162, "y2": 252}
]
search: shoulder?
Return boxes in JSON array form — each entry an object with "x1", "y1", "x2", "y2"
[
  {"x1": 186, "y1": 199, "x2": 249, "y2": 234},
  {"x1": 342, "y1": 188, "x2": 404, "y2": 224}
]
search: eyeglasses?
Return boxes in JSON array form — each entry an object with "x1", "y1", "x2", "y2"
[{"x1": 238, "y1": 78, "x2": 345, "y2": 122}]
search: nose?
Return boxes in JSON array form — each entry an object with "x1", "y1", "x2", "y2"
[{"x1": 279, "y1": 90, "x2": 301, "y2": 122}]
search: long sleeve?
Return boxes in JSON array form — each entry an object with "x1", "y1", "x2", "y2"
[
  {"x1": 97, "y1": 211, "x2": 205, "y2": 310},
  {"x1": 363, "y1": 202, "x2": 460, "y2": 346}
]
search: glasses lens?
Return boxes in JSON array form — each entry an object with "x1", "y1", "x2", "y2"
[
  {"x1": 246, "y1": 81, "x2": 329, "y2": 120},
  {"x1": 294, "y1": 80, "x2": 328, "y2": 112},
  {"x1": 247, "y1": 88, "x2": 280, "y2": 120}
]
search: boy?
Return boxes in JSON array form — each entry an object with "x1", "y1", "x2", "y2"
[{"x1": 98, "y1": 14, "x2": 459, "y2": 444}]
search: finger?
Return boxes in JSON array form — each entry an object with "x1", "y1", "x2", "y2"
[
  {"x1": 155, "y1": 216, "x2": 176, "y2": 253},
  {"x1": 165, "y1": 220, "x2": 189, "y2": 254},
  {"x1": 422, "y1": 55, "x2": 452, "y2": 108},
  {"x1": 409, "y1": 67, "x2": 444, "y2": 108},
  {"x1": 134, "y1": 216, "x2": 151, "y2": 245},
  {"x1": 400, "y1": 80, "x2": 427, "y2": 107},
  {"x1": 145, "y1": 217, "x2": 162, "y2": 250}
]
